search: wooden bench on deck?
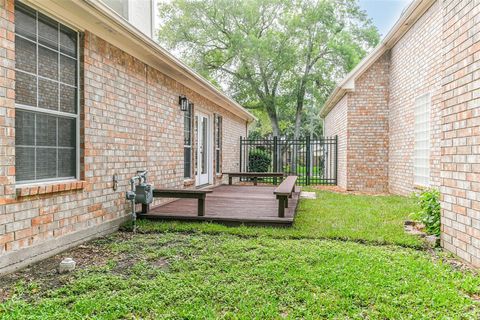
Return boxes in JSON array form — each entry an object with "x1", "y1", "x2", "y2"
[
  {"x1": 274, "y1": 176, "x2": 298, "y2": 218},
  {"x1": 152, "y1": 189, "x2": 213, "y2": 216},
  {"x1": 224, "y1": 172, "x2": 285, "y2": 186}
]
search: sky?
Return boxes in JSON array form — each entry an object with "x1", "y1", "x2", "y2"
[{"x1": 358, "y1": 0, "x2": 412, "y2": 37}]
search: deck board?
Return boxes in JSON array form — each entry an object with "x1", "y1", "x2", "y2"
[{"x1": 139, "y1": 185, "x2": 300, "y2": 226}]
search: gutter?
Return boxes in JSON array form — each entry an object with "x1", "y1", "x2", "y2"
[{"x1": 319, "y1": 0, "x2": 435, "y2": 118}]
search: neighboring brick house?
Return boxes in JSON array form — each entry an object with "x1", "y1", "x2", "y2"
[
  {"x1": 0, "y1": 0, "x2": 255, "y2": 274},
  {"x1": 322, "y1": 0, "x2": 480, "y2": 266}
]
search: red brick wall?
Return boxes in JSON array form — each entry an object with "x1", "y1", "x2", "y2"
[
  {"x1": 324, "y1": 95, "x2": 347, "y2": 189},
  {"x1": 0, "y1": 0, "x2": 15, "y2": 252},
  {"x1": 388, "y1": 0, "x2": 443, "y2": 195},
  {"x1": 324, "y1": 2, "x2": 443, "y2": 196},
  {"x1": 346, "y1": 54, "x2": 390, "y2": 193},
  {"x1": 324, "y1": 0, "x2": 480, "y2": 266},
  {"x1": 440, "y1": 0, "x2": 480, "y2": 266},
  {"x1": 0, "y1": 0, "x2": 247, "y2": 271},
  {"x1": 325, "y1": 54, "x2": 390, "y2": 193}
]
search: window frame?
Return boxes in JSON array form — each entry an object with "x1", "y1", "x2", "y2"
[
  {"x1": 14, "y1": 3, "x2": 80, "y2": 186},
  {"x1": 214, "y1": 114, "x2": 222, "y2": 175},
  {"x1": 183, "y1": 102, "x2": 193, "y2": 179},
  {"x1": 413, "y1": 93, "x2": 431, "y2": 187}
]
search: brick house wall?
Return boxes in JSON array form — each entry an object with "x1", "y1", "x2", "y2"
[
  {"x1": 325, "y1": 54, "x2": 390, "y2": 193},
  {"x1": 346, "y1": 54, "x2": 390, "y2": 193},
  {"x1": 324, "y1": 95, "x2": 347, "y2": 189},
  {"x1": 0, "y1": 0, "x2": 248, "y2": 273},
  {"x1": 323, "y1": 0, "x2": 480, "y2": 266},
  {"x1": 440, "y1": 0, "x2": 480, "y2": 266},
  {"x1": 324, "y1": 2, "x2": 442, "y2": 195},
  {"x1": 0, "y1": 0, "x2": 16, "y2": 250},
  {"x1": 388, "y1": 0, "x2": 443, "y2": 195}
]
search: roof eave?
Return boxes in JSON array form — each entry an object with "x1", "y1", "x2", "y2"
[{"x1": 23, "y1": 0, "x2": 256, "y2": 123}]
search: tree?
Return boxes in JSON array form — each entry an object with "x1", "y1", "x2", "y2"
[
  {"x1": 157, "y1": 0, "x2": 379, "y2": 138},
  {"x1": 285, "y1": 0, "x2": 379, "y2": 138}
]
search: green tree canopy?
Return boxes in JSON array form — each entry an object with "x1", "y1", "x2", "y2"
[{"x1": 157, "y1": 0, "x2": 379, "y2": 138}]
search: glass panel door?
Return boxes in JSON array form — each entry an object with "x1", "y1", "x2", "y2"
[{"x1": 196, "y1": 114, "x2": 209, "y2": 186}]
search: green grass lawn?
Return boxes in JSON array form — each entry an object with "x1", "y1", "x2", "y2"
[
  {"x1": 137, "y1": 190, "x2": 423, "y2": 248},
  {"x1": 1, "y1": 190, "x2": 479, "y2": 319},
  {"x1": 1, "y1": 233, "x2": 479, "y2": 319}
]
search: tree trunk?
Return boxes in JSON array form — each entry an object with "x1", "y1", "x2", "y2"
[
  {"x1": 266, "y1": 107, "x2": 280, "y2": 137},
  {"x1": 263, "y1": 96, "x2": 280, "y2": 137},
  {"x1": 293, "y1": 84, "x2": 306, "y2": 140}
]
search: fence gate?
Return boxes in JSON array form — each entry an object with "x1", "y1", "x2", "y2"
[{"x1": 239, "y1": 136, "x2": 338, "y2": 186}]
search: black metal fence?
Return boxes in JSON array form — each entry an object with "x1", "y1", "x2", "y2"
[{"x1": 239, "y1": 136, "x2": 338, "y2": 186}]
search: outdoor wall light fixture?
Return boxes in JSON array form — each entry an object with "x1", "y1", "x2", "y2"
[{"x1": 179, "y1": 95, "x2": 189, "y2": 112}]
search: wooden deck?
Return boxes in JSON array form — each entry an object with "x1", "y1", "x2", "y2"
[{"x1": 139, "y1": 185, "x2": 301, "y2": 226}]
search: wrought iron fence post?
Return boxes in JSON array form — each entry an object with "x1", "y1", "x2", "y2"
[
  {"x1": 306, "y1": 136, "x2": 311, "y2": 185},
  {"x1": 239, "y1": 137, "x2": 243, "y2": 173},
  {"x1": 273, "y1": 136, "x2": 278, "y2": 184},
  {"x1": 335, "y1": 135, "x2": 338, "y2": 185},
  {"x1": 237, "y1": 136, "x2": 336, "y2": 186}
]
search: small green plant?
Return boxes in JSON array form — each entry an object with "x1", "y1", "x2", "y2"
[
  {"x1": 248, "y1": 149, "x2": 271, "y2": 172},
  {"x1": 413, "y1": 188, "x2": 441, "y2": 236}
]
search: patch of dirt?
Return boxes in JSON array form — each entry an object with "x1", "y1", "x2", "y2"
[
  {"x1": 151, "y1": 258, "x2": 170, "y2": 270},
  {"x1": 439, "y1": 252, "x2": 479, "y2": 273},
  {"x1": 0, "y1": 233, "x2": 132, "y2": 302},
  {"x1": 0, "y1": 244, "x2": 110, "y2": 302},
  {"x1": 404, "y1": 221, "x2": 426, "y2": 237},
  {"x1": 0, "y1": 232, "x2": 177, "y2": 302},
  {"x1": 312, "y1": 185, "x2": 391, "y2": 196}
]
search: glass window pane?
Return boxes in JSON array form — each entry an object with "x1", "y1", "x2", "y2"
[
  {"x1": 60, "y1": 55, "x2": 76, "y2": 85},
  {"x1": 14, "y1": 4, "x2": 79, "y2": 183},
  {"x1": 38, "y1": 46, "x2": 58, "y2": 80},
  {"x1": 15, "y1": 3, "x2": 36, "y2": 41},
  {"x1": 15, "y1": 71, "x2": 37, "y2": 107},
  {"x1": 36, "y1": 113, "x2": 57, "y2": 146},
  {"x1": 184, "y1": 108, "x2": 191, "y2": 146},
  {"x1": 38, "y1": 13, "x2": 58, "y2": 49},
  {"x1": 60, "y1": 84, "x2": 76, "y2": 113},
  {"x1": 15, "y1": 110, "x2": 35, "y2": 146},
  {"x1": 60, "y1": 25, "x2": 77, "y2": 57},
  {"x1": 16, "y1": 147, "x2": 35, "y2": 181},
  {"x1": 58, "y1": 148, "x2": 76, "y2": 177},
  {"x1": 184, "y1": 147, "x2": 191, "y2": 178},
  {"x1": 58, "y1": 117, "x2": 76, "y2": 147},
  {"x1": 36, "y1": 148, "x2": 57, "y2": 179},
  {"x1": 38, "y1": 78, "x2": 58, "y2": 110},
  {"x1": 15, "y1": 37, "x2": 36, "y2": 73},
  {"x1": 201, "y1": 118, "x2": 207, "y2": 174}
]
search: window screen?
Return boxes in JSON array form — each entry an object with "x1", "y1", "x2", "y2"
[
  {"x1": 15, "y1": 3, "x2": 78, "y2": 183},
  {"x1": 414, "y1": 94, "x2": 430, "y2": 186},
  {"x1": 215, "y1": 114, "x2": 222, "y2": 174},
  {"x1": 184, "y1": 103, "x2": 193, "y2": 178}
]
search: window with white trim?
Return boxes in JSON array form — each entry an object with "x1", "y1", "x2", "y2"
[
  {"x1": 214, "y1": 114, "x2": 222, "y2": 174},
  {"x1": 414, "y1": 94, "x2": 430, "y2": 187},
  {"x1": 184, "y1": 103, "x2": 193, "y2": 178},
  {"x1": 14, "y1": 3, "x2": 79, "y2": 184}
]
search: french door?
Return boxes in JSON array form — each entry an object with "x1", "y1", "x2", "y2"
[{"x1": 196, "y1": 113, "x2": 210, "y2": 186}]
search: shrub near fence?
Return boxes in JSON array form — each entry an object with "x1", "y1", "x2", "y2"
[{"x1": 248, "y1": 149, "x2": 271, "y2": 172}]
